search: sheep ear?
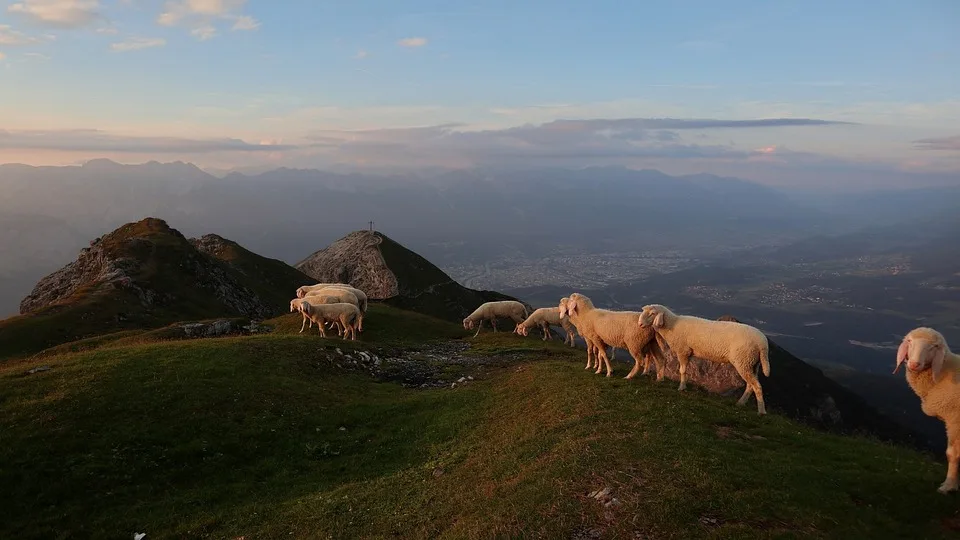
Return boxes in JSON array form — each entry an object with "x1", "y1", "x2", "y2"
[
  {"x1": 653, "y1": 311, "x2": 665, "y2": 328},
  {"x1": 931, "y1": 346, "x2": 947, "y2": 383},
  {"x1": 893, "y1": 338, "x2": 909, "y2": 375},
  {"x1": 568, "y1": 299, "x2": 578, "y2": 314}
]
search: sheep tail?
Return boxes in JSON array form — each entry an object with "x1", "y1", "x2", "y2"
[{"x1": 759, "y1": 345, "x2": 770, "y2": 377}]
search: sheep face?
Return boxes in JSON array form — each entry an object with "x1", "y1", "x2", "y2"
[
  {"x1": 516, "y1": 323, "x2": 529, "y2": 336},
  {"x1": 895, "y1": 328, "x2": 948, "y2": 382},
  {"x1": 463, "y1": 318, "x2": 475, "y2": 330},
  {"x1": 637, "y1": 305, "x2": 665, "y2": 329}
]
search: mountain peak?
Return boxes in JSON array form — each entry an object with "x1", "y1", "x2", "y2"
[{"x1": 296, "y1": 230, "x2": 524, "y2": 321}]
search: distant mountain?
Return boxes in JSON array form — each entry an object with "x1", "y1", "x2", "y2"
[
  {"x1": 1, "y1": 159, "x2": 957, "y2": 315},
  {"x1": 296, "y1": 230, "x2": 524, "y2": 321},
  {"x1": 0, "y1": 217, "x2": 313, "y2": 360}
]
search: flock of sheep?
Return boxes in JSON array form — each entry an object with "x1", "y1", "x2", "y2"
[
  {"x1": 290, "y1": 282, "x2": 368, "y2": 340},
  {"x1": 285, "y1": 282, "x2": 959, "y2": 496},
  {"x1": 464, "y1": 296, "x2": 960, "y2": 496}
]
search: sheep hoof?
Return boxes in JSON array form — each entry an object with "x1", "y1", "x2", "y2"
[{"x1": 938, "y1": 480, "x2": 958, "y2": 494}]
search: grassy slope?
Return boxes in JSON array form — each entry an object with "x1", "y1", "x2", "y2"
[
  {"x1": 2, "y1": 305, "x2": 959, "y2": 539},
  {"x1": 192, "y1": 235, "x2": 315, "y2": 313}
]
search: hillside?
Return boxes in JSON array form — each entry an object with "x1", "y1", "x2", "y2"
[
  {"x1": 0, "y1": 218, "x2": 313, "y2": 360},
  {"x1": 295, "y1": 230, "x2": 525, "y2": 321},
  {"x1": 2, "y1": 308, "x2": 958, "y2": 539}
]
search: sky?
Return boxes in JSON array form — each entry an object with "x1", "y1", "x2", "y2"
[{"x1": 0, "y1": 0, "x2": 958, "y2": 188}]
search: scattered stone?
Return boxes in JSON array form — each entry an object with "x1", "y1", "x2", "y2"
[
  {"x1": 338, "y1": 426, "x2": 347, "y2": 431},
  {"x1": 26, "y1": 365, "x2": 52, "y2": 375},
  {"x1": 457, "y1": 377, "x2": 466, "y2": 383},
  {"x1": 699, "y1": 516, "x2": 720, "y2": 527},
  {"x1": 432, "y1": 468, "x2": 444, "y2": 478}
]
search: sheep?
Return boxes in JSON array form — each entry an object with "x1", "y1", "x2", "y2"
[
  {"x1": 298, "y1": 300, "x2": 360, "y2": 340},
  {"x1": 559, "y1": 296, "x2": 611, "y2": 371},
  {"x1": 296, "y1": 282, "x2": 352, "y2": 298},
  {"x1": 314, "y1": 284, "x2": 369, "y2": 332},
  {"x1": 462, "y1": 300, "x2": 529, "y2": 338},
  {"x1": 303, "y1": 288, "x2": 361, "y2": 334},
  {"x1": 893, "y1": 327, "x2": 960, "y2": 494},
  {"x1": 560, "y1": 293, "x2": 667, "y2": 380},
  {"x1": 638, "y1": 303, "x2": 770, "y2": 415},
  {"x1": 514, "y1": 307, "x2": 577, "y2": 346}
]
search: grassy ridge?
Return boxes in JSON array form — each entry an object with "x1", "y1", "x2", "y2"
[{"x1": 1, "y1": 307, "x2": 959, "y2": 539}]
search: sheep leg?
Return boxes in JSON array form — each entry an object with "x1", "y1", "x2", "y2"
[
  {"x1": 676, "y1": 353, "x2": 690, "y2": 391},
  {"x1": 299, "y1": 313, "x2": 308, "y2": 333},
  {"x1": 585, "y1": 343, "x2": 594, "y2": 369},
  {"x1": 317, "y1": 319, "x2": 327, "y2": 338},
  {"x1": 939, "y1": 425, "x2": 959, "y2": 494},
  {"x1": 595, "y1": 341, "x2": 613, "y2": 377},
  {"x1": 473, "y1": 319, "x2": 484, "y2": 338},
  {"x1": 735, "y1": 364, "x2": 766, "y2": 415},
  {"x1": 625, "y1": 345, "x2": 645, "y2": 379},
  {"x1": 491, "y1": 318, "x2": 498, "y2": 333}
]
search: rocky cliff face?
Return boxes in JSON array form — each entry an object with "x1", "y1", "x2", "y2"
[
  {"x1": 295, "y1": 231, "x2": 400, "y2": 299},
  {"x1": 296, "y1": 230, "x2": 525, "y2": 321}
]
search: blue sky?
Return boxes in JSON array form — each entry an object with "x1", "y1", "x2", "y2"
[{"x1": 0, "y1": 0, "x2": 958, "y2": 188}]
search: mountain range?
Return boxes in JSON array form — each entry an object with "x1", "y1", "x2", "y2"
[{"x1": 2, "y1": 159, "x2": 957, "y2": 317}]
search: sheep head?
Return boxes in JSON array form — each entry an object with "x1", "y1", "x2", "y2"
[
  {"x1": 638, "y1": 304, "x2": 668, "y2": 329},
  {"x1": 296, "y1": 287, "x2": 308, "y2": 298},
  {"x1": 566, "y1": 293, "x2": 593, "y2": 317},
  {"x1": 463, "y1": 318, "x2": 475, "y2": 330},
  {"x1": 894, "y1": 327, "x2": 949, "y2": 383},
  {"x1": 558, "y1": 297, "x2": 570, "y2": 319},
  {"x1": 515, "y1": 323, "x2": 529, "y2": 336}
]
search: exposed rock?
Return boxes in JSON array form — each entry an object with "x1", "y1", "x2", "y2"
[
  {"x1": 295, "y1": 230, "x2": 527, "y2": 321},
  {"x1": 295, "y1": 231, "x2": 399, "y2": 299},
  {"x1": 180, "y1": 319, "x2": 242, "y2": 338}
]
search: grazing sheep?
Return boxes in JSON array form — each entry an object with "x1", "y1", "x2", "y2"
[
  {"x1": 638, "y1": 304, "x2": 770, "y2": 415},
  {"x1": 893, "y1": 327, "x2": 960, "y2": 494},
  {"x1": 296, "y1": 283, "x2": 352, "y2": 298},
  {"x1": 298, "y1": 300, "x2": 360, "y2": 340},
  {"x1": 561, "y1": 293, "x2": 667, "y2": 380},
  {"x1": 463, "y1": 300, "x2": 529, "y2": 338},
  {"x1": 316, "y1": 284, "x2": 369, "y2": 332},
  {"x1": 514, "y1": 306, "x2": 577, "y2": 345},
  {"x1": 304, "y1": 288, "x2": 361, "y2": 334}
]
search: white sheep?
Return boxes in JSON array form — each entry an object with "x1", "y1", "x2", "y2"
[
  {"x1": 298, "y1": 300, "x2": 360, "y2": 340},
  {"x1": 638, "y1": 303, "x2": 771, "y2": 415},
  {"x1": 514, "y1": 307, "x2": 577, "y2": 346},
  {"x1": 296, "y1": 282, "x2": 352, "y2": 298},
  {"x1": 559, "y1": 296, "x2": 610, "y2": 371},
  {"x1": 893, "y1": 326, "x2": 960, "y2": 494},
  {"x1": 303, "y1": 287, "x2": 361, "y2": 334},
  {"x1": 560, "y1": 293, "x2": 666, "y2": 380},
  {"x1": 462, "y1": 300, "x2": 529, "y2": 338},
  {"x1": 315, "y1": 284, "x2": 369, "y2": 332}
]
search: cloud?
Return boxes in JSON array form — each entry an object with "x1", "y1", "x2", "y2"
[
  {"x1": 0, "y1": 52, "x2": 5, "y2": 61},
  {"x1": 397, "y1": 36, "x2": 427, "y2": 48},
  {"x1": 0, "y1": 129, "x2": 298, "y2": 153},
  {"x1": 7, "y1": 0, "x2": 102, "y2": 28},
  {"x1": 0, "y1": 23, "x2": 45, "y2": 45},
  {"x1": 158, "y1": 0, "x2": 258, "y2": 39},
  {"x1": 913, "y1": 135, "x2": 960, "y2": 151},
  {"x1": 95, "y1": 25, "x2": 118, "y2": 34},
  {"x1": 190, "y1": 25, "x2": 216, "y2": 40},
  {"x1": 23, "y1": 51, "x2": 51, "y2": 60},
  {"x1": 354, "y1": 49, "x2": 368, "y2": 59},
  {"x1": 231, "y1": 15, "x2": 258, "y2": 31},
  {"x1": 109, "y1": 37, "x2": 166, "y2": 52}
]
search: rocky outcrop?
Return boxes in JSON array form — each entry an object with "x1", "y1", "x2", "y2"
[
  {"x1": 20, "y1": 218, "x2": 299, "y2": 321},
  {"x1": 295, "y1": 230, "x2": 525, "y2": 321},
  {"x1": 295, "y1": 231, "x2": 399, "y2": 299}
]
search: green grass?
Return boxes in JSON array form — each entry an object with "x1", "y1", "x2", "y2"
[{"x1": 2, "y1": 325, "x2": 959, "y2": 539}]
